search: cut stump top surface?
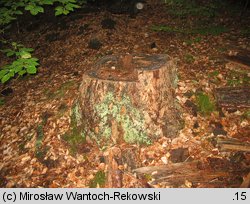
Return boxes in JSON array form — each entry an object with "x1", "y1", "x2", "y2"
[{"x1": 87, "y1": 54, "x2": 169, "y2": 81}]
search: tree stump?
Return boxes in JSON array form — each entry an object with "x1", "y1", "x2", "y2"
[{"x1": 75, "y1": 54, "x2": 181, "y2": 147}]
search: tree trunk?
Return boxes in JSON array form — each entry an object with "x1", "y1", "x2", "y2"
[{"x1": 75, "y1": 54, "x2": 181, "y2": 147}]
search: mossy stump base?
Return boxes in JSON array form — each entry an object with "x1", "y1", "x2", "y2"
[{"x1": 77, "y1": 54, "x2": 180, "y2": 147}]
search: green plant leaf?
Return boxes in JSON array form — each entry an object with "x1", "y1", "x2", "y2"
[
  {"x1": 42, "y1": 0, "x2": 54, "y2": 5},
  {"x1": 0, "y1": 69, "x2": 8, "y2": 78},
  {"x1": 1, "y1": 73, "x2": 10, "y2": 83},
  {"x1": 63, "y1": 9, "x2": 70, "y2": 15},
  {"x1": 18, "y1": 70, "x2": 27, "y2": 76},
  {"x1": 19, "y1": 47, "x2": 34, "y2": 52},
  {"x1": 13, "y1": 65, "x2": 23, "y2": 73},
  {"x1": 1, "y1": 48, "x2": 15, "y2": 57},
  {"x1": 20, "y1": 51, "x2": 32, "y2": 59},
  {"x1": 65, "y1": 3, "x2": 80, "y2": 11},
  {"x1": 55, "y1": 6, "x2": 63, "y2": 16},
  {"x1": 26, "y1": 65, "x2": 37, "y2": 74},
  {"x1": 14, "y1": 10, "x2": 23, "y2": 15},
  {"x1": 25, "y1": 4, "x2": 44, "y2": 15},
  {"x1": 12, "y1": 59, "x2": 24, "y2": 68},
  {"x1": 31, "y1": 6, "x2": 44, "y2": 15},
  {"x1": 7, "y1": 51, "x2": 16, "y2": 57},
  {"x1": 9, "y1": 69, "x2": 15, "y2": 77},
  {"x1": 28, "y1": 58, "x2": 40, "y2": 66},
  {"x1": 25, "y1": 4, "x2": 35, "y2": 11}
]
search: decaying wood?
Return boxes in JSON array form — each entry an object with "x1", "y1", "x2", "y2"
[
  {"x1": 121, "y1": 146, "x2": 141, "y2": 171},
  {"x1": 215, "y1": 87, "x2": 250, "y2": 109},
  {"x1": 106, "y1": 147, "x2": 123, "y2": 188},
  {"x1": 240, "y1": 172, "x2": 250, "y2": 188},
  {"x1": 232, "y1": 126, "x2": 250, "y2": 143},
  {"x1": 76, "y1": 54, "x2": 181, "y2": 146},
  {"x1": 133, "y1": 161, "x2": 248, "y2": 187},
  {"x1": 120, "y1": 54, "x2": 134, "y2": 72},
  {"x1": 217, "y1": 137, "x2": 250, "y2": 152},
  {"x1": 226, "y1": 49, "x2": 250, "y2": 68}
]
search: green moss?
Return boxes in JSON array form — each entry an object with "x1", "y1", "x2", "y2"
[
  {"x1": 226, "y1": 70, "x2": 250, "y2": 87},
  {"x1": 208, "y1": 70, "x2": 220, "y2": 84},
  {"x1": 36, "y1": 124, "x2": 44, "y2": 149},
  {"x1": 184, "y1": 54, "x2": 195, "y2": 64},
  {"x1": 57, "y1": 103, "x2": 68, "y2": 117},
  {"x1": 45, "y1": 81, "x2": 75, "y2": 99},
  {"x1": 0, "y1": 97, "x2": 4, "y2": 106},
  {"x1": 208, "y1": 70, "x2": 219, "y2": 78},
  {"x1": 195, "y1": 92, "x2": 215, "y2": 116},
  {"x1": 217, "y1": 46, "x2": 227, "y2": 53},
  {"x1": 242, "y1": 109, "x2": 250, "y2": 120},
  {"x1": 62, "y1": 131, "x2": 86, "y2": 155},
  {"x1": 165, "y1": 0, "x2": 220, "y2": 18},
  {"x1": 152, "y1": 25, "x2": 228, "y2": 36},
  {"x1": 36, "y1": 146, "x2": 50, "y2": 160},
  {"x1": 89, "y1": 171, "x2": 106, "y2": 188},
  {"x1": 185, "y1": 37, "x2": 202, "y2": 46},
  {"x1": 193, "y1": 26, "x2": 228, "y2": 36},
  {"x1": 241, "y1": 28, "x2": 250, "y2": 36},
  {"x1": 35, "y1": 113, "x2": 51, "y2": 159},
  {"x1": 93, "y1": 92, "x2": 151, "y2": 145},
  {"x1": 62, "y1": 103, "x2": 86, "y2": 155}
]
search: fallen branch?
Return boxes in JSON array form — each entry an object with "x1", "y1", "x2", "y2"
[
  {"x1": 215, "y1": 87, "x2": 250, "y2": 109},
  {"x1": 217, "y1": 137, "x2": 250, "y2": 152},
  {"x1": 133, "y1": 161, "x2": 247, "y2": 187}
]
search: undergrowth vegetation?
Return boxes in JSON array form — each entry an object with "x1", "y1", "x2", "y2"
[
  {"x1": 163, "y1": 0, "x2": 222, "y2": 18},
  {"x1": 0, "y1": 41, "x2": 39, "y2": 83},
  {"x1": 0, "y1": 0, "x2": 82, "y2": 26},
  {"x1": 153, "y1": 0, "x2": 247, "y2": 37},
  {"x1": 0, "y1": 0, "x2": 84, "y2": 84},
  {"x1": 152, "y1": 25, "x2": 229, "y2": 36}
]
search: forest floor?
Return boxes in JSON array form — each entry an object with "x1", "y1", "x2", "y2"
[{"x1": 0, "y1": 0, "x2": 250, "y2": 187}]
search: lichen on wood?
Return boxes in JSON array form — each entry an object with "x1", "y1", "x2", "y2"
[{"x1": 94, "y1": 91, "x2": 151, "y2": 145}]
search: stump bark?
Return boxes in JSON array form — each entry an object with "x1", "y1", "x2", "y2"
[{"x1": 75, "y1": 54, "x2": 181, "y2": 147}]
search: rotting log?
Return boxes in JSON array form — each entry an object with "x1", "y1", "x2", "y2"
[
  {"x1": 215, "y1": 87, "x2": 250, "y2": 109},
  {"x1": 225, "y1": 49, "x2": 250, "y2": 68},
  {"x1": 133, "y1": 160, "x2": 248, "y2": 187},
  {"x1": 217, "y1": 137, "x2": 250, "y2": 152},
  {"x1": 74, "y1": 54, "x2": 181, "y2": 147}
]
